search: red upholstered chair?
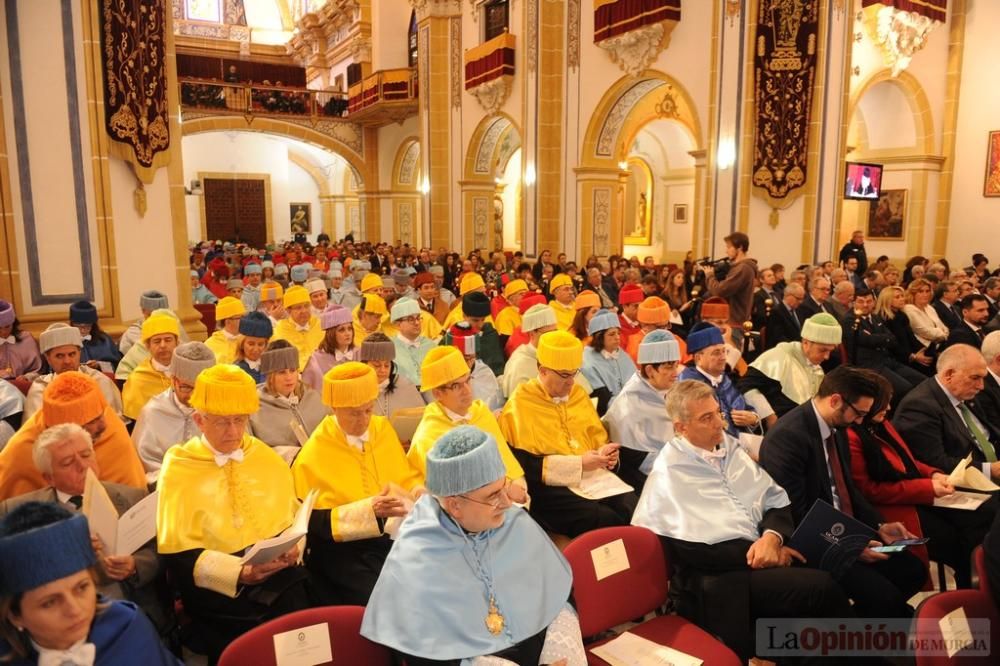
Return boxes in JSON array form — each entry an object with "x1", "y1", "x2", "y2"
[
  {"x1": 973, "y1": 546, "x2": 991, "y2": 601},
  {"x1": 194, "y1": 303, "x2": 216, "y2": 334},
  {"x1": 913, "y1": 589, "x2": 1000, "y2": 665},
  {"x1": 563, "y1": 526, "x2": 741, "y2": 666},
  {"x1": 217, "y1": 605, "x2": 391, "y2": 666},
  {"x1": 9, "y1": 376, "x2": 31, "y2": 396}
]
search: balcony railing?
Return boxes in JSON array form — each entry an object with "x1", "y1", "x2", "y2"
[
  {"x1": 179, "y1": 78, "x2": 350, "y2": 120},
  {"x1": 464, "y1": 32, "x2": 516, "y2": 90},
  {"x1": 346, "y1": 68, "x2": 419, "y2": 117}
]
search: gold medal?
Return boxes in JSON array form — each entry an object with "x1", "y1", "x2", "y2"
[{"x1": 485, "y1": 595, "x2": 505, "y2": 635}]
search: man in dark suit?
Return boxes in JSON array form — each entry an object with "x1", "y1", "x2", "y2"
[
  {"x1": 932, "y1": 280, "x2": 963, "y2": 330},
  {"x1": 797, "y1": 276, "x2": 831, "y2": 320},
  {"x1": 945, "y1": 294, "x2": 991, "y2": 350},
  {"x1": 982, "y1": 277, "x2": 1000, "y2": 321},
  {"x1": 0, "y1": 422, "x2": 168, "y2": 631},
  {"x1": 843, "y1": 288, "x2": 925, "y2": 399},
  {"x1": 764, "y1": 282, "x2": 804, "y2": 349},
  {"x1": 894, "y1": 344, "x2": 1000, "y2": 480},
  {"x1": 976, "y1": 331, "x2": 1000, "y2": 431},
  {"x1": 760, "y1": 367, "x2": 927, "y2": 618},
  {"x1": 750, "y1": 266, "x2": 781, "y2": 330}
]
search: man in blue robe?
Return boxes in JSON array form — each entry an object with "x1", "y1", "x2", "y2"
[{"x1": 361, "y1": 425, "x2": 585, "y2": 665}]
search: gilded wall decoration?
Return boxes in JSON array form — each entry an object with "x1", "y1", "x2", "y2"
[
  {"x1": 475, "y1": 116, "x2": 512, "y2": 174},
  {"x1": 399, "y1": 142, "x2": 420, "y2": 185},
  {"x1": 100, "y1": 0, "x2": 170, "y2": 183},
  {"x1": 567, "y1": 0, "x2": 581, "y2": 70},
  {"x1": 399, "y1": 202, "x2": 415, "y2": 245},
  {"x1": 593, "y1": 0, "x2": 680, "y2": 76},
  {"x1": 751, "y1": 0, "x2": 820, "y2": 200},
  {"x1": 420, "y1": 26, "x2": 431, "y2": 111},
  {"x1": 527, "y1": 0, "x2": 537, "y2": 73},
  {"x1": 224, "y1": 0, "x2": 247, "y2": 25},
  {"x1": 451, "y1": 17, "x2": 462, "y2": 108},
  {"x1": 473, "y1": 197, "x2": 490, "y2": 249},
  {"x1": 349, "y1": 205, "x2": 361, "y2": 238},
  {"x1": 593, "y1": 187, "x2": 611, "y2": 256},
  {"x1": 861, "y1": 0, "x2": 944, "y2": 77},
  {"x1": 595, "y1": 79, "x2": 665, "y2": 157}
]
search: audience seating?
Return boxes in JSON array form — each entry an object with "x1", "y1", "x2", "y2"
[
  {"x1": 217, "y1": 605, "x2": 391, "y2": 666},
  {"x1": 913, "y1": 589, "x2": 1000, "y2": 665},
  {"x1": 563, "y1": 525, "x2": 741, "y2": 666},
  {"x1": 194, "y1": 303, "x2": 216, "y2": 333}
]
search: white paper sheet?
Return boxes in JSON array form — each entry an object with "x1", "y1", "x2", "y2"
[
  {"x1": 939, "y1": 606, "x2": 974, "y2": 658},
  {"x1": 933, "y1": 490, "x2": 991, "y2": 511},
  {"x1": 590, "y1": 537, "x2": 630, "y2": 581},
  {"x1": 114, "y1": 491, "x2": 158, "y2": 556},
  {"x1": 242, "y1": 489, "x2": 317, "y2": 565},
  {"x1": 947, "y1": 454, "x2": 1000, "y2": 492},
  {"x1": 568, "y1": 468, "x2": 633, "y2": 500},
  {"x1": 272, "y1": 622, "x2": 332, "y2": 666},
  {"x1": 82, "y1": 469, "x2": 121, "y2": 554},
  {"x1": 589, "y1": 632, "x2": 703, "y2": 666}
]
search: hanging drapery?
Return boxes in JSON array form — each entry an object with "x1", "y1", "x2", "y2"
[
  {"x1": 593, "y1": 0, "x2": 681, "y2": 42},
  {"x1": 751, "y1": 0, "x2": 821, "y2": 200},
  {"x1": 860, "y1": 0, "x2": 947, "y2": 23},
  {"x1": 100, "y1": 0, "x2": 170, "y2": 184}
]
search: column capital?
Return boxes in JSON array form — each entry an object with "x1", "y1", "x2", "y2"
[{"x1": 410, "y1": 0, "x2": 462, "y2": 22}]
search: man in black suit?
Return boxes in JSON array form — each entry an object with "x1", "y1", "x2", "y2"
[
  {"x1": 982, "y1": 277, "x2": 1000, "y2": 321},
  {"x1": 945, "y1": 294, "x2": 990, "y2": 350},
  {"x1": 751, "y1": 266, "x2": 781, "y2": 330},
  {"x1": 976, "y1": 331, "x2": 1000, "y2": 431},
  {"x1": 760, "y1": 367, "x2": 927, "y2": 618},
  {"x1": 844, "y1": 288, "x2": 925, "y2": 400},
  {"x1": 764, "y1": 282, "x2": 804, "y2": 349},
  {"x1": 894, "y1": 344, "x2": 1000, "y2": 479},
  {"x1": 932, "y1": 280, "x2": 963, "y2": 330}
]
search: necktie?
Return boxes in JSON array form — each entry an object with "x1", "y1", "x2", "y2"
[
  {"x1": 214, "y1": 449, "x2": 245, "y2": 467},
  {"x1": 959, "y1": 403, "x2": 997, "y2": 462},
  {"x1": 825, "y1": 434, "x2": 854, "y2": 516},
  {"x1": 36, "y1": 641, "x2": 95, "y2": 666},
  {"x1": 791, "y1": 308, "x2": 800, "y2": 329},
  {"x1": 68, "y1": 495, "x2": 83, "y2": 509}
]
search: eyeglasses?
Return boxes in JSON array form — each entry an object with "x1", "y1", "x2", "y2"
[
  {"x1": 842, "y1": 400, "x2": 870, "y2": 419},
  {"x1": 460, "y1": 479, "x2": 512, "y2": 509},
  {"x1": 441, "y1": 375, "x2": 473, "y2": 392},
  {"x1": 544, "y1": 367, "x2": 579, "y2": 380},
  {"x1": 396, "y1": 315, "x2": 421, "y2": 324},
  {"x1": 202, "y1": 414, "x2": 250, "y2": 429}
]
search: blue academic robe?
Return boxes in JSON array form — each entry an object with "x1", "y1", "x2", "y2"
[
  {"x1": 81, "y1": 336, "x2": 123, "y2": 371},
  {"x1": 235, "y1": 359, "x2": 263, "y2": 384},
  {"x1": 0, "y1": 599, "x2": 180, "y2": 665},
  {"x1": 679, "y1": 365, "x2": 755, "y2": 438},
  {"x1": 581, "y1": 347, "x2": 636, "y2": 398}
]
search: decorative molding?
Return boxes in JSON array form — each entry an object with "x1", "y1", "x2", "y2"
[
  {"x1": 567, "y1": 0, "x2": 581, "y2": 69},
  {"x1": 399, "y1": 142, "x2": 420, "y2": 185},
  {"x1": 420, "y1": 26, "x2": 430, "y2": 112},
  {"x1": 526, "y1": 0, "x2": 538, "y2": 73},
  {"x1": 595, "y1": 79, "x2": 665, "y2": 157},
  {"x1": 410, "y1": 0, "x2": 462, "y2": 21},
  {"x1": 870, "y1": 6, "x2": 940, "y2": 77},
  {"x1": 593, "y1": 187, "x2": 611, "y2": 256},
  {"x1": 475, "y1": 116, "x2": 512, "y2": 174},
  {"x1": 349, "y1": 35, "x2": 372, "y2": 62},
  {"x1": 597, "y1": 22, "x2": 666, "y2": 78},
  {"x1": 653, "y1": 85, "x2": 680, "y2": 119},
  {"x1": 399, "y1": 201, "x2": 415, "y2": 245},
  {"x1": 725, "y1": 0, "x2": 741, "y2": 27},
  {"x1": 473, "y1": 196, "x2": 490, "y2": 248},
  {"x1": 468, "y1": 77, "x2": 512, "y2": 116},
  {"x1": 180, "y1": 111, "x2": 365, "y2": 156},
  {"x1": 450, "y1": 17, "x2": 462, "y2": 109}
]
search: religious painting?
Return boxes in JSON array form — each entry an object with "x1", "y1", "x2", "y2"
[
  {"x1": 290, "y1": 203, "x2": 311, "y2": 234},
  {"x1": 984, "y1": 131, "x2": 1000, "y2": 197},
  {"x1": 867, "y1": 189, "x2": 906, "y2": 240},
  {"x1": 623, "y1": 157, "x2": 653, "y2": 246},
  {"x1": 673, "y1": 203, "x2": 688, "y2": 224}
]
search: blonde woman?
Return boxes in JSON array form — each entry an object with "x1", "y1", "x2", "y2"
[
  {"x1": 877, "y1": 286, "x2": 933, "y2": 375},
  {"x1": 902, "y1": 278, "x2": 949, "y2": 348}
]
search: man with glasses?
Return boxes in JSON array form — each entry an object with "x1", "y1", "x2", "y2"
[
  {"x1": 499, "y1": 330, "x2": 636, "y2": 536},
  {"x1": 742, "y1": 313, "x2": 843, "y2": 417},
  {"x1": 408, "y1": 346, "x2": 527, "y2": 500},
  {"x1": 157, "y1": 364, "x2": 311, "y2": 662},
  {"x1": 388, "y1": 298, "x2": 436, "y2": 386},
  {"x1": 764, "y1": 282, "x2": 805, "y2": 350},
  {"x1": 797, "y1": 276, "x2": 832, "y2": 320},
  {"x1": 132, "y1": 342, "x2": 215, "y2": 483},
  {"x1": 760, "y1": 366, "x2": 928, "y2": 619},
  {"x1": 362, "y1": 425, "x2": 585, "y2": 664}
]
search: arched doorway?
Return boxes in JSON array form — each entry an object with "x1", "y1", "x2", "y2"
[{"x1": 464, "y1": 114, "x2": 523, "y2": 252}]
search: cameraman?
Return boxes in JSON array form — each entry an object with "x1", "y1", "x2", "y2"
[{"x1": 701, "y1": 232, "x2": 756, "y2": 343}]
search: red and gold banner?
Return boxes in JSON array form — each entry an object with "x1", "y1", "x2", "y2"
[
  {"x1": 751, "y1": 0, "x2": 820, "y2": 200},
  {"x1": 594, "y1": 0, "x2": 680, "y2": 43},
  {"x1": 860, "y1": 0, "x2": 947, "y2": 23},
  {"x1": 464, "y1": 33, "x2": 516, "y2": 90},
  {"x1": 100, "y1": 0, "x2": 170, "y2": 183}
]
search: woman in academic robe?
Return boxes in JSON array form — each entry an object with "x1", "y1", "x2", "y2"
[
  {"x1": 69, "y1": 301, "x2": 123, "y2": 372},
  {"x1": 301, "y1": 305, "x2": 357, "y2": 391},
  {"x1": 847, "y1": 373, "x2": 997, "y2": 588},
  {"x1": 249, "y1": 341, "x2": 331, "y2": 464},
  {"x1": 0, "y1": 301, "x2": 41, "y2": 381},
  {"x1": 233, "y1": 312, "x2": 272, "y2": 384},
  {"x1": 0, "y1": 502, "x2": 179, "y2": 665},
  {"x1": 358, "y1": 333, "x2": 425, "y2": 418},
  {"x1": 580, "y1": 309, "x2": 637, "y2": 416}
]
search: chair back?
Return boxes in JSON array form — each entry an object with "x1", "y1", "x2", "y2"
[
  {"x1": 218, "y1": 605, "x2": 391, "y2": 666},
  {"x1": 194, "y1": 302, "x2": 217, "y2": 333},
  {"x1": 913, "y1": 590, "x2": 1000, "y2": 665},
  {"x1": 563, "y1": 525, "x2": 669, "y2": 638}
]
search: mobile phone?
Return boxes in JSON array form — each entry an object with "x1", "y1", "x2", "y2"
[
  {"x1": 893, "y1": 537, "x2": 930, "y2": 546},
  {"x1": 871, "y1": 545, "x2": 907, "y2": 553}
]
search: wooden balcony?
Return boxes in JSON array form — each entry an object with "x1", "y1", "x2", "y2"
[
  {"x1": 346, "y1": 68, "x2": 419, "y2": 127},
  {"x1": 464, "y1": 33, "x2": 515, "y2": 90},
  {"x1": 179, "y1": 78, "x2": 350, "y2": 122}
]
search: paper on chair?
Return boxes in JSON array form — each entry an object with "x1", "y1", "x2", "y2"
[
  {"x1": 242, "y1": 489, "x2": 317, "y2": 565},
  {"x1": 933, "y1": 490, "x2": 991, "y2": 511},
  {"x1": 272, "y1": 622, "x2": 331, "y2": 666},
  {"x1": 939, "y1": 606, "x2": 974, "y2": 658},
  {"x1": 947, "y1": 455, "x2": 1000, "y2": 492},
  {"x1": 568, "y1": 468, "x2": 633, "y2": 500},
  {"x1": 589, "y1": 631, "x2": 703, "y2": 666},
  {"x1": 590, "y1": 537, "x2": 630, "y2": 581}
]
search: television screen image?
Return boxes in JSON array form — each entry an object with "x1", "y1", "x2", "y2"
[{"x1": 844, "y1": 162, "x2": 882, "y2": 200}]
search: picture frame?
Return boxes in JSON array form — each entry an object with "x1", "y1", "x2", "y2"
[
  {"x1": 866, "y1": 188, "x2": 906, "y2": 240},
  {"x1": 984, "y1": 130, "x2": 1000, "y2": 197},
  {"x1": 290, "y1": 202, "x2": 311, "y2": 234},
  {"x1": 673, "y1": 203, "x2": 688, "y2": 224}
]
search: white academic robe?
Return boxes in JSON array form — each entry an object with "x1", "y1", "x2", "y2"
[
  {"x1": 132, "y1": 388, "x2": 199, "y2": 482},
  {"x1": 602, "y1": 373, "x2": 672, "y2": 475},
  {"x1": 749, "y1": 341, "x2": 825, "y2": 405}
]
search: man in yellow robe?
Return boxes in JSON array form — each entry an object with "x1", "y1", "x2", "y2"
[
  {"x1": 0, "y1": 371, "x2": 145, "y2": 499},
  {"x1": 121, "y1": 313, "x2": 179, "y2": 419},
  {"x1": 409, "y1": 346, "x2": 527, "y2": 498},
  {"x1": 352, "y1": 293, "x2": 388, "y2": 345},
  {"x1": 156, "y1": 364, "x2": 311, "y2": 661},
  {"x1": 498, "y1": 330, "x2": 636, "y2": 537},
  {"x1": 493, "y1": 279, "x2": 528, "y2": 337},
  {"x1": 204, "y1": 296, "x2": 245, "y2": 364},
  {"x1": 292, "y1": 361, "x2": 423, "y2": 605},
  {"x1": 548, "y1": 274, "x2": 577, "y2": 332},
  {"x1": 272, "y1": 285, "x2": 324, "y2": 371}
]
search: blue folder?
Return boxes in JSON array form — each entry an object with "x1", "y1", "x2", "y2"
[{"x1": 788, "y1": 499, "x2": 877, "y2": 579}]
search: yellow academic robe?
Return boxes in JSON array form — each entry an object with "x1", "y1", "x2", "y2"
[
  {"x1": 407, "y1": 400, "x2": 524, "y2": 482},
  {"x1": 494, "y1": 305, "x2": 521, "y2": 336},
  {"x1": 122, "y1": 359, "x2": 172, "y2": 420},
  {"x1": 441, "y1": 306, "x2": 495, "y2": 331},
  {"x1": 272, "y1": 316, "x2": 324, "y2": 371},
  {"x1": 156, "y1": 435, "x2": 299, "y2": 597},
  {"x1": 204, "y1": 330, "x2": 240, "y2": 365},
  {"x1": 291, "y1": 415, "x2": 421, "y2": 541},
  {"x1": 498, "y1": 379, "x2": 608, "y2": 486},
  {"x1": 550, "y1": 300, "x2": 576, "y2": 332}
]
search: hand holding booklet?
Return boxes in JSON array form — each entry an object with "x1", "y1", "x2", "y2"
[
  {"x1": 241, "y1": 489, "x2": 318, "y2": 566},
  {"x1": 946, "y1": 454, "x2": 999, "y2": 493},
  {"x1": 788, "y1": 499, "x2": 876, "y2": 579},
  {"x1": 81, "y1": 469, "x2": 158, "y2": 557}
]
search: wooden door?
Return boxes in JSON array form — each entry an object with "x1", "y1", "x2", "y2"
[{"x1": 203, "y1": 178, "x2": 267, "y2": 247}]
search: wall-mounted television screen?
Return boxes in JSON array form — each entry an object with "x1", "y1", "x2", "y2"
[{"x1": 844, "y1": 161, "x2": 882, "y2": 200}]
